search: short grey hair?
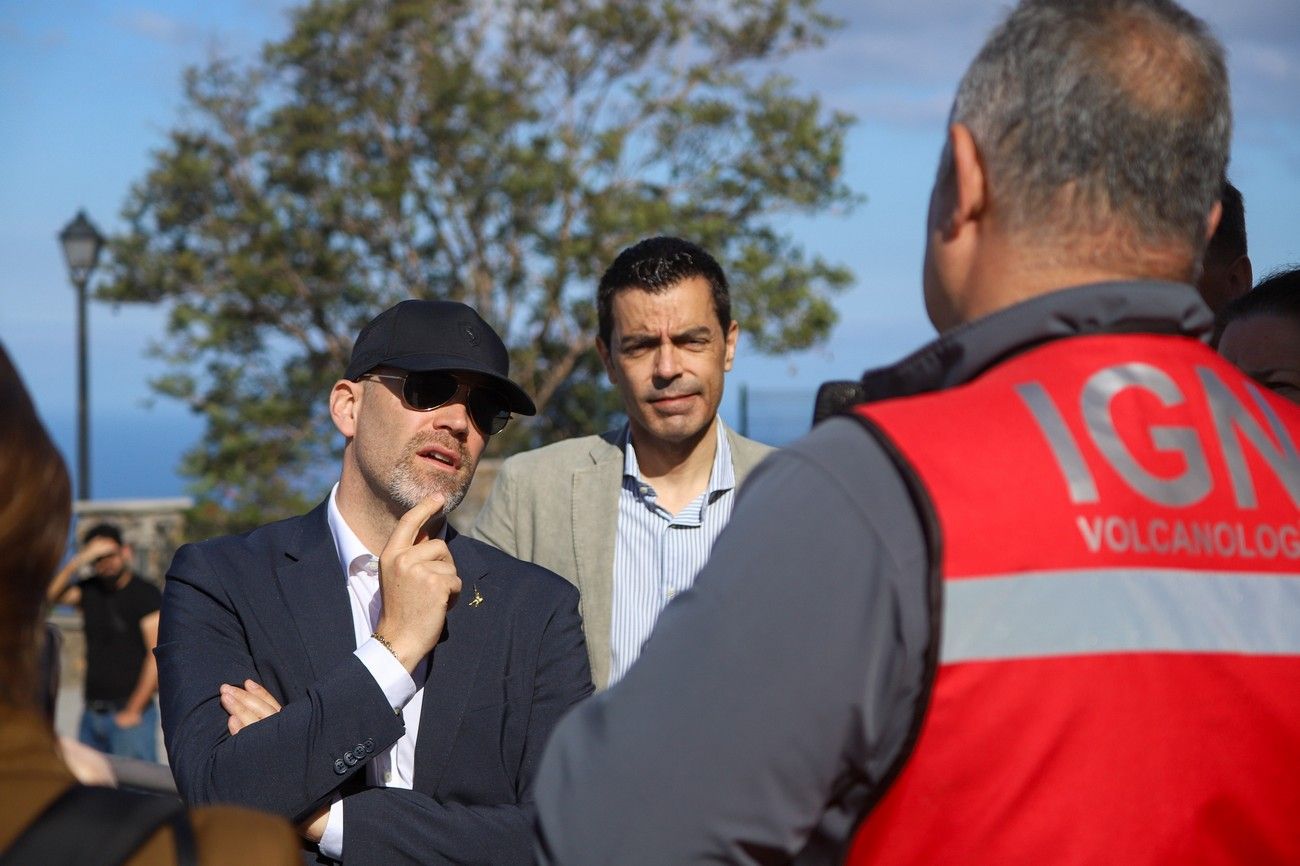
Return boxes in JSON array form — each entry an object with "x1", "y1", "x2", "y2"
[{"x1": 952, "y1": 0, "x2": 1230, "y2": 255}]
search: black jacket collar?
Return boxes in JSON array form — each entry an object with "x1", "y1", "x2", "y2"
[{"x1": 860, "y1": 281, "x2": 1213, "y2": 402}]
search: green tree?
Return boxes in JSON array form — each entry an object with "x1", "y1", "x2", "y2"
[{"x1": 103, "y1": 0, "x2": 858, "y2": 533}]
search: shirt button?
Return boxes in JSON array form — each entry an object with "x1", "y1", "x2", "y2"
[{"x1": 665, "y1": 588, "x2": 677, "y2": 600}]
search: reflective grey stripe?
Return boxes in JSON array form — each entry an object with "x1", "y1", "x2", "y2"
[{"x1": 942, "y1": 568, "x2": 1300, "y2": 663}]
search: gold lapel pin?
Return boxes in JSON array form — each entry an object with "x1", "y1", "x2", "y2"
[{"x1": 469, "y1": 583, "x2": 484, "y2": 607}]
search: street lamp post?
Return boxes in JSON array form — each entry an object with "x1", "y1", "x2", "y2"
[{"x1": 58, "y1": 210, "x2": 105, "y2": 502}]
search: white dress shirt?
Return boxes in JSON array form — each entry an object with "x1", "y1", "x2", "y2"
[{"x1": 319, "y1": 484, "x2": 436, "y2": 860}]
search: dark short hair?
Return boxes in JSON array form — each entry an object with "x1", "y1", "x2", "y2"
[
  {"x1": 1205, "y1": 179, "x2": 1248, "y2": 264},
  {"x1": 1218, "y1": 266, "x2": 1300, "y2": 335},
  {"x1": 952, "y1": 0, "x2": 1230, "y2": 258},
  {"x1": 596, "y1": 237, "x2": 731, "y2": 346},
  {"x1": 82, "y1": 522, "x2": 123, "y2": 547}
]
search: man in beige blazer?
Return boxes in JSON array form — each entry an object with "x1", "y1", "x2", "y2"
[{"x1": 473, "y1": 237, "x2": 771, "y2": 690}]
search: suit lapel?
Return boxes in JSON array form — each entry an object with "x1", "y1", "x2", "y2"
[
  {"x1": 571, "y1": 431, "x2": 623, "y2": 690},
  {"x1": 413, "y1": 528, "x2": 489, "y2": 793},
  {"x1": 273, "y1": 502, "x2": 357, "y2": 685},
  {"x1": 724, "y1": 422, "x2": 773, "y2": 486}
]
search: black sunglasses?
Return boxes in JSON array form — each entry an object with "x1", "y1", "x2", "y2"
[{"x1": 363, "y1": 371, "x2": 512, "y2": 435}]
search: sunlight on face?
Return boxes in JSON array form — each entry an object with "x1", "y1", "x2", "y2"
[
  {"x1": 599, "y1": 277, "x2": 737, "y2": 451},
  {"x1": 352, "y1": 375, "x2": 487, "y2": 514}
]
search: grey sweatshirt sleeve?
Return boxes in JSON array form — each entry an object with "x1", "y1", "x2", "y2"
[{"x1": 534, "y1": 417, "x2": 934, "y2": 865}]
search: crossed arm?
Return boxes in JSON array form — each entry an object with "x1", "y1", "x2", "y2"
[
  {"x1": 156, "y1": 546, "x2": 405, "y2": 821},
  {"x1": 208, "y1": 622, "x2": 590, "y2": 865},
  {"x1": 160, "y1": 538, "x2": 592, "y2": 865},
  {"x1": 227, "y1": 672, "x2": 561, "y2": 863},
  {"x1": 221, "y1": 681, "x2": 329, "y2": 839}
]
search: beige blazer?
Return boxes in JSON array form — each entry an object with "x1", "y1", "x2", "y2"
[{"x1": 471, "y1": 423, "x2": 772, "y2": 690}]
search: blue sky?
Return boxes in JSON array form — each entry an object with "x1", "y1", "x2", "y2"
[{"x1": 3, "y1": 0, "x2": 1299, "y2": 500}]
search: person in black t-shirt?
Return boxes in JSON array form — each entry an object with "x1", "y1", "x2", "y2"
[{"x1": 48, "y1": 523, "x2": 162, "y2": 761}]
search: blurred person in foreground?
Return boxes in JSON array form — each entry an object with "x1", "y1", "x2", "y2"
[
  {"x1": 1217, "y1": 266, "x2": 1300, "y2": 404},
  {"x1": 157, "y1": 300, "x2": 592, "y2": 865},
  {"x1": 472, "y1": 236, "x2": 771, "y2": 690},
  {"x1": 534, "y1": 1, "x2": 1300, "y2": 863},
  {"x1": 1196, "y1": 179, "x2": 1252, "y2": 314},
  {"x1": 0, "y1": 343, "x2": 298, "y2": 865},
  {"x1": 47, "y1": 521, "x2": 162, "y2": 762}
]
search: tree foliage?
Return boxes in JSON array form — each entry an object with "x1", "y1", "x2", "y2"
[{"x1": 103, "y1": 0, "x2": 858, "y2": 532}]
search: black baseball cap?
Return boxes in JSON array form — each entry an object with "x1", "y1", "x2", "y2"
[{"x1": 345, "y1": 300, "x2": 536, "y2": 415}]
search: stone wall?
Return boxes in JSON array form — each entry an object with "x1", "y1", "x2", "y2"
[{"x1": 71, "y1": 497, "x2": 194, "y2": 587}]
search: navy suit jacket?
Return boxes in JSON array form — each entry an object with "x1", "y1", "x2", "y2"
[{"x1": 156, "y1": 500, "x2": 593, "y2": 865}]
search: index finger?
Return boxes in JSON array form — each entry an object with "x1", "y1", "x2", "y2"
[{"x1": 389, "y1": 493, "x2": 446, "y2": 550}]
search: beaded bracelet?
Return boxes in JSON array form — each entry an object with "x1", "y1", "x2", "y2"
[{"x1": 371, "y1": 631, "x2": 400, "y2": 661}]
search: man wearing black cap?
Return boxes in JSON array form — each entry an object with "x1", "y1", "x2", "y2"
[{"x1": 156, "y1": 300, "x2": 593, "y2": 865}]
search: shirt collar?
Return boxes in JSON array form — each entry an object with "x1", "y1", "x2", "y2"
[
  {"x1": 622, "y1": 421, "x2": 736, "y2": 497},
  {"x1": 326, "y1": 483, "x2": 446, "y2": 579},
  {"x1": 327, "y1": 484, "x2": 374, "y2": 578}
]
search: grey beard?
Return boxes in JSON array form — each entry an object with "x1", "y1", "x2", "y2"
[{"x1": 387, "y1": 460, "x2": 470, "y2": 515}]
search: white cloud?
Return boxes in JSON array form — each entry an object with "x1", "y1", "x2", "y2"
[{"x1": 120, "y1": 10, "x2": 193, "y2": 46}]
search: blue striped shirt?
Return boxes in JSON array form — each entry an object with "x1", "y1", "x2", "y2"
[{"x1": 608, "y1": 422, "x2": 737, "y2": 685}]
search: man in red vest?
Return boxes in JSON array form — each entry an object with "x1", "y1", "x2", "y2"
[{"x1": 533, "y1": 0, "x2": 1300, "y2": 863}]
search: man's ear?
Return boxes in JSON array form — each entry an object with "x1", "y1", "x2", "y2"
[
  {"x1": 329, "y1": 379, "x2": 362, "y2": 439},
  {"x1": 927, "y1": 140, "x2": 957, "y2": 240},
  {"x1": 946, "y1": 123, "x2": 987, "y2": 237},
  {"x1": 595, "y1": 337, "x2": 616, "y2": 384},
  {"x1": 1228, "y1": 253, "x2": 1253, "y2": 298},
  {"x1": 723, "y1": 320, "x2": 738, "y2": 372}
]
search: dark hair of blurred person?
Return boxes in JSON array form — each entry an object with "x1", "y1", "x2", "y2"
[
  {"x1": 0, "y1": 342, "x2": 299, "y2": 865},
  {"x1": 81, "y1": 522, "x2": 124, "y2": 547},
  {"x1": 0, "y1": 344, "x2": 71, "y2": 713},
  {"x1": 1216, "y1": 266, "x2": 1300, "y2": 403},
  {"x1": 1197, "y1": 179, "x2": 1252, "y2": 314}
]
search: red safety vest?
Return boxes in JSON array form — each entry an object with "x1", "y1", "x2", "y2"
[{"x1": 845, "y1": 333, "x2": 1300, "y2": 865}]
